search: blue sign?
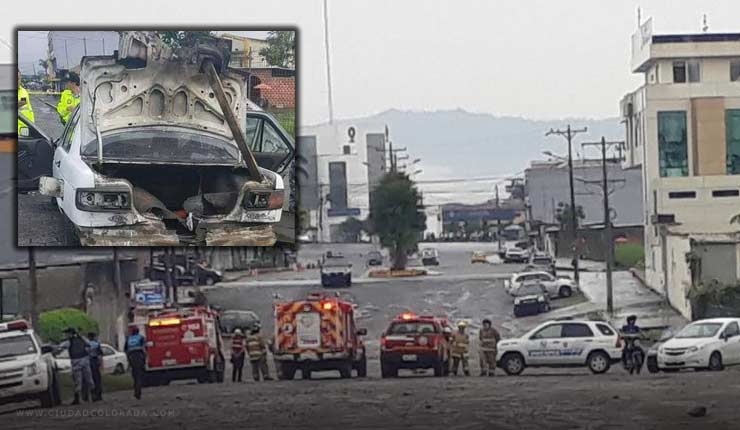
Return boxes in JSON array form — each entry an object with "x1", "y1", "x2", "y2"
[{"x1": 327, "y1": 207, "x2": 361, "y2": 217}]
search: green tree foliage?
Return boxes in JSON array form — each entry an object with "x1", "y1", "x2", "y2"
[
  {"x1": 159, "y1": 31, "x2": 214, "y2": 48},
  {"x1": 336, "y1": 217, "x2": 365, "y2": 243},
  {"x1": 259, "y1": 31, "x2": 295, "y2": 68},
  {"x1": 369, "y1": 172, "x2": 426, "y2": 270},
  {"x1": 555, "y1": 202, "x2": 585, "y2": 230},
  {"x1": 38, "y1": 308, "x2": 98, "y2": 343}
]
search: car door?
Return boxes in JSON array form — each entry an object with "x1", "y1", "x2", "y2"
[
  {"x1": 560, "y1": 323, "x2": 596, "y2": 364},
  {"x1": 53, "y1": 107, "x2": 80, "y2": 209},
  {"x1": 100, "y1": 344, "x2": 116, "y2": 373},
  {"x1": 536, "y1": 273, "x2": 558, "y2": 297},
  {"x1": 525, "y1": 323, "x2": 565, "y2": 365},
  {"x1": 16, "y1": 114, "x2": 54, "y2": 192},
  {"x1": 719, "y1": 321, "x2": 740, "y2": 365}
]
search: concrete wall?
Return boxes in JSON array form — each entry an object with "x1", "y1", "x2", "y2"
[{"x1": 665, "y1": 234, "x2": 693, "y2": 320}]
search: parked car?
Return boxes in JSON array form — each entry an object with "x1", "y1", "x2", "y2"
[
  {"x1": 420, "y1": 248, "x2": 440, "y2": 266},
  {"x1": 321, "y1": 255, "x2": 353, "y2": 287},
  {"x1": 646, "y1": 328, "x2": 675, "y2": 373},
  {"x1": 55, "y1": 343, "x2": 128, "y2": 375},
  {"x1": 471, "y1": 251, "x2": 489, "y2": 264},
  {"x1": 497, "y1": 320, "x2": 622, "y2": 375},
  {"x1": 503, "y1": 247, "x2": 530, "y2": 263},
  {"x1": 525, "y1": 253, "x2": 556, "y2": 276},
  {"x1": 218, "y1": 310, "x2": 261, "y2": 335},
  {"x1": 366, "y1": 251, "x2": 384, "y2": 266},
  {"x1": 657, "y1": 318, "x2": 740, "y2": 372},
  {"x1": 512, "y1": 282, "x2": 550, "y2": 317},
  {"x1": 505, "y1": 271, "x2": 577, "y2": 299},
  {"x1": 146, "y1": 261, "x2": 223, "y2": 286}
]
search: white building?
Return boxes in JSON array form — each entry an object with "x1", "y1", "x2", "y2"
[{"x1": 621, "y1": 18, "x2": 740, "y2": 319}]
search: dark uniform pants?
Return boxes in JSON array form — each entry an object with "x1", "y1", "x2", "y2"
[
  {"x1": 127, "y1": 350, "x2": 146, "y2": 399},
  {"x1": 451, "y1": 354, "x2": 469, "y2": 375},
  {"x1": 250, "y1": 356, "x2": 270, "y2": 381},
  {"x1": 89, "y1": 357, "x2": 103, "y2": 400},
  {"x1": 479, "y1": 350, "x2": 497, "y2": 375},
  {"x1": 232, "y1": 353, "x2": 245, "y2": 382}
]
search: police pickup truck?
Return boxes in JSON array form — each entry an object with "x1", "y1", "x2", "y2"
[{"x1": 0, "y1": 320, "x2": 61, "y2": 408}]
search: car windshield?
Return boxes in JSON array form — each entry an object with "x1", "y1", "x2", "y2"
[
  {"x1": 421, "y1": 249, "x2": 437, "y2": 257},
  {"x1": 387, "y1": 322, "x2": 437, "y2": 335},
  {"x1": 81, "y1": 128, "x2": 240, "y2": 164},
  {"x1": 324, "y1": 258, "x2": 348, "y2": 268},
  {"x1": 0, "y1": 334, "x2": 37, "y2": 358},
  {"x1": 675, "y1": 323, "x2": 723, "y2": 339},
  {"x1": 222, "y1": 311, "x2": 258, "y2": 323}
]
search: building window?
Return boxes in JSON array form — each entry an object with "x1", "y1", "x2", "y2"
[
  {"x1": 731, "y1": 60, "x2": 740, "y2": 82},
  {"x1": 668, "y1": 191, "x2": 696, "y2": 199},
  {"x1": 342, "y1": 145, "x2": 351, "y2": 155},
  {"x1": 673, "y1": 61, "x2": 700, "y2": 83},
  {"x1": 0, "y1": 278, "x2": 21, "y2": 317},
  {"x1": 328, "y1": 161, "x2": 348, "y2": 210},
  {"x1": 712, "y1": 189, "x2": 739, "y2": 198},
  {"x1": 657, "y1": 111, "x2": 689, "y2": 177},
  {"x1": 727, "y1": 109, "x2": 740, "y2": 174},
  {"x1": 687, "y1": 61, "x2": 701, "y2": 82},
  {"x1": 673, "y1": 61, "x2": 686, "y2": 83}
]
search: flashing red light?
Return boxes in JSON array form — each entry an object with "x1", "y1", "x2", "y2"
[
  {"x1": 322, "y1": 302, "x2": 334, "y2": 311},
  {"x1": 400, "y1": 312, "x2": 415, "y2": 321}
]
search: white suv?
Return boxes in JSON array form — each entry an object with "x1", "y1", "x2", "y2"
[
  {"x1": 0, "y1": 320, "x2": 60, "y2": 408},
  {"x1": 657, "y1": 318, "x2": 740, "y2": 372},
  {"x1": 496, "y1": 320, "x2": 622, "y2": 375},
  {"x1": 505, "y1": 271, "x2": 577, "y2": 299}
]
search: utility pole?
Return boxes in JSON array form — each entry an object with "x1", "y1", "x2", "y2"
[
  {"x1": 64, "y1": 40, "x2": 70, "y2": 69},
  {"x1": 83, "y1": 37, "x2": 88, "y2": 55},
  {"x1": 495, "y1": 185, "x2": 502, "y2": 251},
  {"x1": 322, "y1": 0, "x2": 334, "y2": 124},
  {"x1": 546, "y1": 125, "x2": 588, "y2": 285},
  {"x1": 28, "y1": 248, "x2": 38, "y2": 326},
  {"x1": 582, "y1": 137, "x2": 626, "y2": 315}
]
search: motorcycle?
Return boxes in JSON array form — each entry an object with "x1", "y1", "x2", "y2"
[{"x1": 621, "y1": 333, "x2": 645, "y2": 375}]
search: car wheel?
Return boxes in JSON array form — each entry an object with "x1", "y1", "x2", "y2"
[
  {"x1": 381, "y1": 361, "x2": 397, "y2": 378},
  {"x1": 501, "y1": 353, "x2": 525, "y2": 375},
  {"x1": 346, "y1": 274, "x2": 352, "y2": 287},
  {"x1": 39, "y1": 371, "x2": 59, "y2": 408},
  {"x1": 302, "y1": 368, "x2": 312, "y2": 380},
  {"x1": 587, "y1": 351, "x2": 611, "y2": 374},
  {"x1": 558, "y1": 286, "x2": 573, "y2": 298},
  {"x1": 356, "y1": 352, "x2": 367, "y2": 378},
  {"x1": 63, "y1": 217, "x2": 80, "y2": 246},
  {"x1": 541, "y1": 303, "x2": 551, "y2": 312},
  {"x1": 339, "y1": 361, "x2": 352, "y2": 378},
  {"x1": 278, "y1": 363, "x2": 296, "y2": 380},
  {"x1": 113, "y1": 363, "x2": 125, "y2": 375},
  {"x1": 708, "y1": 351, "x2": 724, "y2": 371},
  {"x1": 646, "y1": 357, "x2": 659, "y2": 374},
  {"x1": 205, "y1": 276, "x2": 216, "y2": 286},
  {"x1": 433, "y1": 359, "x2": 445, "y2": 377}
]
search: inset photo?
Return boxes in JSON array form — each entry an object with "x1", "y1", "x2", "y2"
[{"x1": 17, "y1": 29, "x2": 296, "y2": 246}]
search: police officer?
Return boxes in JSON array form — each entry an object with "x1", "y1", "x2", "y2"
[
  {"x1": 58, "y1": 327, "x2": 94, "y2": 405},
  {"x1": 87, "y1": 332, "x2": 103, "y2": 401},
  {"x1": 124, "y1": 326, "x2": 146, "y2": 400},
  {"x1": 245, "y1": 324, "x2": 272, "y2": 381},
  {"x1": 56, "y1": 73, "x2": 80, "y2": 124},
  {"x1": 450, "y1": 321, "x2": 470, "y2": 376},
  {"x1": 17, "y1": 71, "x2": 34, "y2": 135},
  {"x1": 478, "y1": 319, "x2": 501, "y2": 377},
  {"x1": 230, "y1": 328, "x2": 246, "y2": 383}
]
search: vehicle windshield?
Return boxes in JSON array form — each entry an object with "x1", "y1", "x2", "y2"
[
  {"x1": 81, "y1": 128, "x2": 240, "y2": 164},
  {"x1": 387, "y1": 322, "x2": 438, "y2": 335},
  {"x1": 421, "y1": 249, "x2": 437, "y2": 257},
  {"x1": 0, "y1": 334, "x2": 38, "y2": 358},
  {"x1": 674, "y1": 323, "x2": 723, "y2": 339},
  {"x1": 324, "y1": 257, "x2": 348, "y2": 268}
]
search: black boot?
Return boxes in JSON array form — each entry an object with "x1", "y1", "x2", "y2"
[{"x1": 70, "y1": 393, "x2": 80, "y2": 405}]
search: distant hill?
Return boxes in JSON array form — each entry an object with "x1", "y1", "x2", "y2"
[{"x1": 363, "y1": 109, "x2": 625, "y2": 178}]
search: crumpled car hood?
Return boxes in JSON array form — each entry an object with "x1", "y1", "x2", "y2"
[{"x1": 79, "y1": 31, "x2": 250, "y2": 145}]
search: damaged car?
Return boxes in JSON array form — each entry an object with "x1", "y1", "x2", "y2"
[{"x1": 26, "y1": 32, "x2": 294, "y2": 246}]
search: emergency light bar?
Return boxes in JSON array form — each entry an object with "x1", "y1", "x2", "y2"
[
  {"x1": 149, "y1": 318, "x2": 181, "y2": 327},
  {"x1": 400, "y1": 312, "x2": 416, "y2": 321},
  {"x1": 0, "y1": 319, "x2": 30, "y2": 332},
  {"x1": 322, "y1": 302, "x2": 334, "y2": 311}
]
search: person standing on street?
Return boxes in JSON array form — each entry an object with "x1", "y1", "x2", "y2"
[
  {"x1": 17, "y1": 71, "x2": 34, "y2": 134},
  {"x1": 450, "y1": 321, "x2": 471, "y2": 376},
  {"x1": 86, "y1": 332, "x2": 104, "y2": 401},
  {"x1": 230, "y1": 328, "x2": 246, "y2": 382},
  {"x1": 478, "y1": 319, "x2": 501, "y2": 377},
  {"x1": 124, "y1": 326, "x2": 147, "y2": 400},
  {"x1": 58, "y1": 327, "x2": 94, "y2": 405},
  {"x1": 245, "y1": 325, "x2": 272, "y2": 381},
  {"x1": 56, "y1": 73, "x2": 80, "y2": 124}
]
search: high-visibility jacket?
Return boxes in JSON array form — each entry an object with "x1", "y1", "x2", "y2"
[
  {"x1": 479, "y1": 327, "x2": 501, "y2": 352},
  {"x1": 57, "y1": 89, "x2": 80, "y2": 124},
  {"x1": 17, "y1": 85, "x2": 34, "y2": 134},
  {"x1": 231, "y1": 334, "x2": 246, "y2": 355},
  {"x1": 450, "y1": 331, "x2": 470, "y2": 357},
  {"x1": 245, "y1": 334, "x2": 268, "y2": 360}
]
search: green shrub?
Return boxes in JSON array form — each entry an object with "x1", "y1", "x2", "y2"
[
  {"x1": 614, "y1": 243, "x2": 645, "y2": 268},
  {"x1": 37, "y1": 308, "x2": 98, "y2": 343}
]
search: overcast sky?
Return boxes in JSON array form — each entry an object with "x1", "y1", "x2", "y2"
[{"x1": 3, "y1": 0, "x2": 739, "y2": 125}]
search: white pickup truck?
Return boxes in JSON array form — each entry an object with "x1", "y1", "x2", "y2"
[{"x1": 0, "y1": 320, "x2": 61, "y2": 408}]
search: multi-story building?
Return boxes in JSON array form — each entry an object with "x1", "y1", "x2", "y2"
[{"x1": 621, "y1": 18, "x2": 740, "y2": 319}]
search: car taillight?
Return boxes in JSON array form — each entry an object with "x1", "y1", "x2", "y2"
[
  {"x1": 76, "y1": 189, "x2": 131, "y2": 211},
  {"x1": 615, "y1": 336, "x2": 622, "y2": 348},
  {"x1": 243, "y1": 190, "x2": 284, "y2": 210}
]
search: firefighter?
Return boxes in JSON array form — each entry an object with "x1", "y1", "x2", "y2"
[
  {"x1": 17, "y1": 71, "x2": 34, "y2": 134},
  {"x1": 125, "y1": 326, "x2": 147, "y2": 400},
  {"x1": 58, "y1": 327, "x2": 94, "y2": 405},
  {"x1": 56, "y1": 73, "x2": 80, "y2": 124},
  {"x1": 87, "y1": 332, "x2": 104, "y2": 401},
  {"x1": 245, "y1": 324, "x2": 272, "y2": 381},
  {"x1": 450, "y1": 321, "x2": 470, "y2": 376},
  {"x1": 478, "y1": 319, "x2": 501, "y2": 377},
  {"x1": 231, "y1": 328, "x2": 246, "y2": 382}
]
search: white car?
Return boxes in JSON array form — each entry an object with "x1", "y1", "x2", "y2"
[
  {"x1": 28, "y1": 31, "x2": 293, "y2": 246},
  {"x1": 496, "y1": 320, "x2": 622, "y2": 375},
  {"x1": 0, "y1": 320, "x2": 60, "y2": 408},
  {"x1": 505, "y1": 271, "x2": 577, "y2": 299},
  {"x1": 55, "y1": 343, "x2": 129, "y2": 375},
  {"x1": 503, "y1": 247, "x2": 530, "y2": 263},
  {"x1": 657, "y1": 318, "x2": 740, "y2": 372}
]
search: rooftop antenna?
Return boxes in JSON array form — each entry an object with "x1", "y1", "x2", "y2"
[
  {"x1": 637, "y1": 7, "x2": 641, "y2": 27},
  {"x1": 702, "y1": 14, "x2": 709, "y2": 33}
]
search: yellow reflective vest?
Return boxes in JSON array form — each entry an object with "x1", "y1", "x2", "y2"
[
  {"x1": 57, "y1": 89, "x2": 80, "y2": 124},
  {"x1": 18, "y1": 85, "x2": 34, "y2": 134}
]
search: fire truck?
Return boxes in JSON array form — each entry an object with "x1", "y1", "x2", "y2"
[
  {"x1": 380, "y1": 312, "x2": 452, "y2": 377},
  {"x1": 273, "y1": 293, "x2": 367, "y2": 380},
  {"x1": 140, "y1": 306, "x2": 226, "y2": 386}
]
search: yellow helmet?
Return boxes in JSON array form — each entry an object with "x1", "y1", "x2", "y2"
[{"x1": 457, "y1": 321, "x2": 467, "y2": 328}]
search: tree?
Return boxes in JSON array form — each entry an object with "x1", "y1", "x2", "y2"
[
  {"x1": 336, "y1": 217, "x2": 365, "y2": 243},
  {"x1": 369, "y1": 172, "x2": 426, "y2": 270},
  {"x1": 259, "y1": 31, "x2": 295, "y2": 68},
  {"x1": 159, "y1": 31, "x2": 214, "y2": 48},
  {"x1": 555, "y1": 202, "x2": 585, "y2": 230}
]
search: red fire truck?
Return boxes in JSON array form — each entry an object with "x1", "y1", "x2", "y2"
[
  {"x1": 141, "y1": 306, "x2": 225, "y2": 386},
  {"x1": 273, "y1": 293, "x2": 367, "y2": 380}
]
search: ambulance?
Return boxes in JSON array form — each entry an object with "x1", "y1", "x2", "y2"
[{"x1": 273, "y1": 293, "x2": 367, "y2": 380}]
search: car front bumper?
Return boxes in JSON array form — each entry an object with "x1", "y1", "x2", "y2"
[
  {"x1": 77, "y1": 222, "x2": 276, "y2": 246},
  {"x1": 657, "y1": 351, "x2": 708, "y2": 369},
  {"x1": 381, "y1": 351, "x2": 441, "y2": 369},
  {"x1": 0, "y1": 370, "x2": 49, "y2": 405}
]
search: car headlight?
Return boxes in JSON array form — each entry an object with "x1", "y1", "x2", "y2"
[
  {"x1": 687, "y1": 345, "x2": 703, "y2": 353},
  {"x1": 26, "y1": 362, "x2": 41, "y2": 376},
  {"x1": 76, "y1": 189, "x2": 131, "y2": 211}
]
